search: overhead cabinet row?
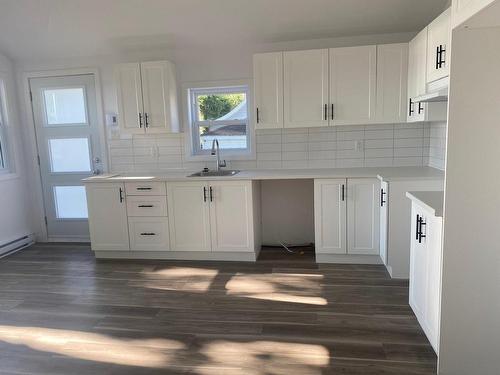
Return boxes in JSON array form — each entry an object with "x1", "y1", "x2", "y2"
[{"x1": 253, "y1": 44, "x2": 408, "y2": 129}]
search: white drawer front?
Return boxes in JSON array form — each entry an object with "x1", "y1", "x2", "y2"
[
  {"x1": 125, "y1": 182, "x2": 166, "y2": 196},
  {"x1": 128, "y1": 217, "x2": 170, "y2": 251},
  {"x1": 127, "y1": 196, "x2": 168, "y2": 217}
]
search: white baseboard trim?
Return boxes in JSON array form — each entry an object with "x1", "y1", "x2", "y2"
[
  {"x1": 316, "y1": 254, "x2": 383, "y2": 264},
  {"x1": 0, "y1": 234, "x2": 35, "y2": 258},
  {"x1": 94, "y1": 250, "x2": 258, "y2": 262}
]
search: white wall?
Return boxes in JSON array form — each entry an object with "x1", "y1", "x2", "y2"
[
  {"x1": 438, "y1": 24, "x2": 500, "y2": 375},
  {"x1": 0, "y1": 52, "x2": 32, "y2": 250}
]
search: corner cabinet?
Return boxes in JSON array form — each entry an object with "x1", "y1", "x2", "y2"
[
  {"x1": 115, "y1": 61, "x2": 179, "y2": 134},
  {"x1": 314, "y1": 178, "x2": 380, "y2": 260},
  {"x1": 167, "y1": 180, "x2": 260, "y2": 254},
  {"x1": 86, "y1": 183, "x2": 130, "y2": 251},
  {"x1": 253, "y1": 52, "x2": 283, "y2": 129}
]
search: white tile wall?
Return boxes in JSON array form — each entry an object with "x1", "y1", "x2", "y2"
[{"x1": 109, "y1": 122, "x2": 447, "y2": 173}]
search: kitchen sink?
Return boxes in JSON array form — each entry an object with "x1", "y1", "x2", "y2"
[{"x1": 188, "y1": 169, "x2": 240, "y2": 177}]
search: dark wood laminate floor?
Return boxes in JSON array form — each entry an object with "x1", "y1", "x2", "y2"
[{"x1": 0, "y1": 243, "x2": 437, "y2": 375}]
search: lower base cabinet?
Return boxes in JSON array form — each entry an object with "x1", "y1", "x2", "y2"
[
  {"x1": 167, "y1": 180, "x2": 259, "y2": 254},
  {"x1": 314, "y1": 178, "x2": 380, "y2": 257},
  {"x1": 86, "y1": 182, "x2": 130, "y2": 251},
  {"x1": 409, "y1": 199, "x2": 443, "y2": 353}
]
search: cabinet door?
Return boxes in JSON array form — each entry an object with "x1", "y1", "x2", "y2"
[
  {"x1": 425, "y1": 214, "x2": 443, "y2": 352},
  {"x1": 253, "y1": 52, "x2": 283, "y2": 129},
  {"x1": 330, "y1": 46, "x2": 377, "y2": 125},
  {"x1": 409, "y1": 205, "x2": 428, "y2": 322},
  {"x1": 408, "y1": 28, "x2": 428, "y2": 122},
  {"x1": 379, "y1": 181, "x2": 389, "y2": 265},
  {"x1": 314, "y1": 179, "x2": 347, "y2": 254},
  {"x1": 376, "y1": 44, "x2": 408, "y2": 124},
  {"x1": 85, "y1": 183, "x2": 129, "y2": 251},
  {"x1": 209, "y1": 181, "x2": 254, "y2": 252},
  {"x1": 347, "y1": 178, "x2": 380, "y2": 255},
  {"x1": 427, "y1": 8, "x2": 451, "y2": 83},
  {"x1": 140, "y1": 61, "x2": 179, "y2": 134},
  {"x1": 115, "y1": 63, "x2": 144, "y2": 134},
  {"x1": 284, "y1": 49, "x2": 329, "y2": 128},
  {"x1": 167, "y1": 182, "x2": 211, "y2": 252}
]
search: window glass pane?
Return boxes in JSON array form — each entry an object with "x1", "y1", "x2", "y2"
[
  {"x1": 44, "y1": 88, "x2": 87, "y2": 125},
  {"x1": 196, "y1": 93, "x2": 247, "y2": 121},
  {"x1": 199, "y1": 124, "x2": 248, "y2": 150},
  {"x1": 49, "y1": 138, "x2": 91, "y2": 172},
  {"x1": 53, "y1": 186, "x2": 88, "y2": 219}
]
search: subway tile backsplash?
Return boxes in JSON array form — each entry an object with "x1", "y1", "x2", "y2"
[{"x1": 109, "y1": 122, "x2": 447, "y2": 173}]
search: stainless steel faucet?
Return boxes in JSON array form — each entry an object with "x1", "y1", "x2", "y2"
[{"x1": 211, "y1": 139, "x2": 226, "y2": 171}]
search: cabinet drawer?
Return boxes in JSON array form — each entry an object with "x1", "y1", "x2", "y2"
[
  {"x1": 127, "y1": 196, "x2": 168, "y2": 217},
  {"x1": 125, "y1": 182, "x2": 166, "y2": 196},
  {"x1": 128, "y1": 217, "x2": 170, "y2": 251}
]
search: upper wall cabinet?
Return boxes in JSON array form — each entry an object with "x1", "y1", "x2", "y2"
[
  {"x1": 426, "y1": 8, "x2": 452, "y2": 84},
  {"x1": 330, "y1": 46, "x2": 377, "y2": 125},
  {"x1": 452, "y1": 0, "x2": 496, "y2": 28},
  {"x1": 253, "y1": 52, "x2": 283, "y2": 129},
  {"x1": 115, "y1": 61, "x2": 179, "y2": 134},
  {"x1": 408, "y1": 28, "x2": 429, "y2": 122},
  {"x1": 375, "y1": 44, "x2": 409, "y2": 124},
  {"x1": 284, "y1": 49, "x2": 329, "y2": 128}
]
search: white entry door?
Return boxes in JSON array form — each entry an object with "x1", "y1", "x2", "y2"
[{"x1": 30, "y1": 74, "x2": 103, "y2": 241}]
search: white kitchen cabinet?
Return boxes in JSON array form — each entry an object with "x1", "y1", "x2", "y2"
[
  {"x1": 167, "y1": 180, "x2": 257, "y2": 254},
  {"x1": 253, "y1": 52, "x2": 283, "y2": 129},
  {"x1": 378, "y1": 178, "x2": 444, "y2": 278},
  {"x1": 409, "y1": 198, "x2": 443, "y2": 353},
  {"x1": 128, "y1": 217, "x2": 170, "y2": 251},
  {"x1": 314, "y1": 179, "x2": 347, "y2": 254},
  {"x1": 114, "y1": 63, "x2": 144, "y2": 134},
  {"x1": 376, "y1": 44, "x2": 408, "y2": 124},
  {"x1": 85, "y1": 183, "x2": 130, "y2": 251},
  {"x1": 284, "y1": 49, "x2": 329, "y2": 128},
  {"x1": 115, "y1": 60, "x2": 179, "y2": 134},
  {"x1": 126, "y1": 195, "x2": 168, "y2": 217},
  {"x1": 379, "y1": 181, "x2": 389, "y2": 264},
  {"x1": 407, "y1": 29, "x2": 448, "y2": 123},
  {"x1": 125, "y1": 181, "x2": 167, "y2": 196},
  {"x1": 427, "y1": 8, "x2": 451, "y2": 84},
  {"x1": 452, "y1": 0, "x2": 496, "y2": 28},
  {"x1": 330, "y1": 46, "x2": 377, "y2": 125},
  {"x1": 209, "y1": 181, "x2": 255, "y2": 252},
  {"x1": 347, "y1": 178, "x2": 380, "y2": 255},
  {"x1": 167, "y1": 181, "x2": 212, "y2": 252}
]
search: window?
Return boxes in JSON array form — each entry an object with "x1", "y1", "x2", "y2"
[
  {"x1": 43, "y1": 87, "x2": 88, "y2": 126},
  {"x1": 0, "y1": 80, "x2": 8, "y2": 171},
  {"x1": 189, "y1": 85, "x2": 251, "y2": 156}
]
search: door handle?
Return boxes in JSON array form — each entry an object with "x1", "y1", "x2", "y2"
[
  {"x1": 409, "y1": 99, "x2": 414, "y2": 116},
  {"x1": 331, "y1": 104, "x2": 334, "y2": 120},
  {"x1": 341, "y1": 184, "x2": 345, "y2": 201},
  {"x1": 138, "y1": 205, "x2": 154, "y2": 208},
  {"x1": 418, "y1": 217, "x2": 427, "y2": 243},
  {"x1": 416, "y1": 214, "x2": 420, "y2": 240},
  {"x1": 203, "y1": 186, "x2": 207, "y2": 202},
  {"x1": 256, "y1": 107, "x2": 260, "y2": 124},
  {"x1": 380, "y1": 189, "x2": 386, "y2": 207},
  {"x1": 119, "y1": 188, "x2": 124, "y2": 203},
  {"x1": 139, "y1": 113, "x2": 143, "y2": 128},
  {"x1": 145, "y1": 112, "x2": 149, "y2": 128},
  {"x1": 324, "y1": 104, "x2": 327, "y2": 121},
  {"x1": 140, "y1": 232, "x2": 156, "y2": 236},
  {"x1": 209, "y1": 186, "x2": 213, "y2": 202}
]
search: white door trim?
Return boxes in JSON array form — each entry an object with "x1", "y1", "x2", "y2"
[{"x1": 21, "y1": 68, "x2": 108, "y2": 242}]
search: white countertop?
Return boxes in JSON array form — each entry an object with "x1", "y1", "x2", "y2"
[
  {"x1": 406, "y1": 191, "x2": 445, "y2": 217},
  {"x1": 83, "y1": 166, "x2": 444, "y2": 184}
]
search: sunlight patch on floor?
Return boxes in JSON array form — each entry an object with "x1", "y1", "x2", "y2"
[
  {"x1": 140, "y1": 266, "x2": 219, "y2": 292},
  {"x1": 0, "y1": 325, "x2": 185, "y2": 368},
  {"x1": 197, "y1": 340, "x2": 329, "y2": 375},
  {"x1": 225, "y1": 274, "x2": 327, "y2": 305}
]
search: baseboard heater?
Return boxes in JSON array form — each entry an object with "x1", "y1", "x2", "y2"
[{"x1": 0, "y1": 234, "x2": 35, "y2": 258}]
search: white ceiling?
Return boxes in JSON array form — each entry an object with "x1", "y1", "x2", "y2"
[{"x1": 0, "y1": 0, "x2": 450, "y2": 61}]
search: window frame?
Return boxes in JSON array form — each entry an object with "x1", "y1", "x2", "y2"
[{"x1": 184, "y1": 80, "x2": 255, "y2": 161}]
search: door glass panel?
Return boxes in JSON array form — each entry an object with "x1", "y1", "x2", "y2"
[
  {"x1": 49, "y1": 138, "x2": 91, "y2": 173},
  {"x1": 43, "y1": 88, "x2": 87, "y2": 125},
  {"x1": 53, "y1": 186, "x2": 88, "y2": 219}
]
